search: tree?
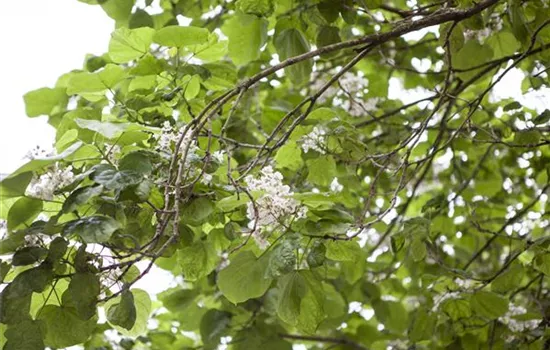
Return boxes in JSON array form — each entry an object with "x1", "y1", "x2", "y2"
[{"x1": 1, "y1": 0, "x2": 549, "y2": 348}]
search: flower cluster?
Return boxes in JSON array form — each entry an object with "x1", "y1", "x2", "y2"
[
  {"x1": 330, "y1": 177, "x2": 343, "y2": 193},
  {"x1": 431, "y1": 291, "x2": 460, "y2": 311},
  {"x1": 24, "y1": 145, "x2": 55, "y2": 160},
  {"x1": 499, "y1": 304, "x2": 541, "y2": 332},
  {"x1": 301, "y1": 126, "x2": 327, "y2": 154},
  {"x1": 340, "y1": 97, "x2": 381, "y2": 117},
  {"x1": 245, "y1": 166, "x2": 306, "y2": 238},
  {"x1": 0, "y1": 219, "x2": 6, "y2": 239},
  {"x1": 26, "y1": 164, "x2": 75, "y2": 200},
  {"x1": 155, "y1": 121, "x2": 199, "y2": 163}
]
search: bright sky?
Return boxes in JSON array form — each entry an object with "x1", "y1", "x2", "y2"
[{"x1": 0, "y1": 0, "x2": 113, "y2": 174}]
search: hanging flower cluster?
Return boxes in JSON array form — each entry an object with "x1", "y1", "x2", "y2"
[
  {"x1": 301, "y1": 126, "x2": 327, "y2": 154},
  {"x1": 499, "y1": 304, "x2": 541, "y2": 332},
  {"x1": 244, "y1": 166, "x2": 307, "y2": 231},
  {"x1": 26, "y1": 164, "x2": 75, "y2": 200}
]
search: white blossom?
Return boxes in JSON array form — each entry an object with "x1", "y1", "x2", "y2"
[
  {"x1": 106, "y1": 144, "x2": 121, "y2": 164},
  {"x1": 330, "y1": 177, "x2": 343, "y2": 193},
  {"x1": 499, "y1": 304, "x2": 541, "y2": 332},
  {"x1": 24, "y1": 145, "x2": 55, "y2": 160},
  {"x1": 301, "y1": 127, "x2": 326, "y2": 154},
  {"x1": 244, "y1": 166, "x2": 306, "y2": 243},
  {"x1": 432, "y1": 291, "x2": 460, "y2": 311},
  {"x1": 26, "y1": 164, "x2": 75, "y2": 200},
  {"x1": 310, "y1": 74, "x2": 338, "y2": 103},
  {"x1": 200, "y1": 173, "x2": 213, "y2": 185},
  {"x1": 339, "y1": 71, "x2": 368, "y2": 95},
  {"x1": 155, "y1": 122, "x2": 198, "y2": 165},
  {"x1": 0, "y1": 220, "x2": 7, "y2": 239},
  {"x1": 212, "y1": 150, "x2": 225, "y2": 163},
  {"x1": 454, "y1": 278, "x2": 474, "y2": 289},
  {"x1": 341, "y1": 97, "x2": 380, "y2": 117}
]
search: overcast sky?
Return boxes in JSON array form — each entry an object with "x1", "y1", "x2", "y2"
[{"x1": 0, "y1": 0, "x2": 112, "y2": 174}]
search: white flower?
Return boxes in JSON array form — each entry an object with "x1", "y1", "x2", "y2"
[
  {"x1": 432, "y1": 291, "x2": 460, "y2": 311},
  {"x1": 106, "y1": 144, "x2": 121, "y2": 164},
  {"x1": 301, "y1": 127, "x2": 326, "y2": 154},
  {"x1": 454, "y1": 278, "x2": 474, "y2": 289},
  {"x1": 330, "y1": 177, "x2": 343, "y2": 193},
  {"x1": 341, "y1": 97, "x2": 380, "y2": 117},
  {"x1": 311, "y1": 74, "x2": 338, "y2": 103},
  {"x1": 26, "y1": 164, "x2": 75, "y2": 200},
  {"x1": 200, "y1": 173, "x2": 213, "y2": 185},
  {"x1": 25, "y1": 145, "x2": 55, "y2": 160},
  {"x1": 155, "y1": 122, "x2": 198, "y2": 166},
  {"x1": 499, "y1": 304, "x2": 541, "y2": 332},
  {"x1": 0, "y1": 220, "x2": 7, "y2": 239},
  {"x1": 244, "y1": 166, "x2": 305, "y2": 246},
  {"x1": 212, "y1": 150, "x2": 225, "y2": 164},
  {"x1": 339, "y1": 72, "x2": 367, "y2": 95}
]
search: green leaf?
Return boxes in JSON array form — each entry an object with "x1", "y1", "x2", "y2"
[
  {"x1": 37, "y1": 305, "x2": 96, "y2": 348},
  {"x1": 181, "y1": 197, "x2": 214, "y2": 226},
  {"x1": 185, "y1": 75, "x2": 201, "y2": 100},
  {"x1": 534, "y1": 254, "x2": 550, "y2": 276},
  {"x1": 107, "y1": 291, "x2": 137, "y2": 330},
  {"x1": 90, "y1": 164, "x2": 142, "y2": 190},
  {"x1": 491, "y1": 264, "x2": 525, "y2": 293},
  {"x1": 533, "y1": 109, "x2": 550, "y2": 125},
  {"x1": 222, "y1": 12, "x2": 268, "y2": 65},
  {"x1": 217, "y1": 251, "x2": 272, "y2": 304},
  {"x1": 275, "y1": 29, "x2": 312, "y2": 85},
  {"x1": 0, "y1": 172, "x2": 34, "y2": 199},
  {"x1": 12, "y1": 246, "x2": 48, "y2": 266},
  {"x1": 514, "y1": 129, "x2": 541, "y2": 145},
  {"x1": 306, "y1": 156, "x2": 337, "y2": 187},
  {"x1": 200, "y1": 309, "x2": 231, "y2": 347},
  {"x1": 409, "y1": 308, "x2": 437, "y2": 342},
  {"x1": 316, "y1": 26, "x2": 341, "y2": 55},
  {"x1": 178, "y1": 241, "x2": 217, "y2": 281},
  {"x1": 7, "y1": 197, "x2": 43, "y2": 231},
  {"x1": 66, "y1": 272, "x2": 100, "y2": 320},
  {"x1": 46, "y1": 237, "x2": 69, "y2": 263},
  {"x1": 325, "y1": 240, "x2": 361, "y2": 262},
  {"x1": 63, "y1": 216, "x2": 121, "y2": 243},
  {"x1": 104, "y1": 289, "x2": 151, "y2": 337},
  {"x1": 470, "y1": 291, "x2": 508, "y2": 319},
  {"x1": 265, "y1": 240, "x2": 297, "y2": 278},
  {"x1": 3, "y1": 320, "x2": 44, "y2": 350},
  {"x1": 0, "y1": 261, "x2": 10, "y2": 283},
  {"x1": 236, "y1": 0, "x2": 274, "y2": 16},
  {"x1": 62, "y1": 185, "x2": 103, "y2": 213},
  {"x1": 23, "y1": 87, "x2": 68, "y2": 117},
  {"x1": 75, "y1": 118, "x2": 130, "y2": 138},
  {"x1": 372, "y1": 299, "x2": 408, "y2": 333},
  {"x1": 454, "y1": 41, "x2": 493, "y2": 81},
  {"x1": 306, "y1": 241, "x2": 326, "y2": 268},
  {"x1": 275, "y1": 142, "x2": 302, "y2": 171},
  {"x1": 158, "y1": 288, "x2": 197, "y2": 313},
  {"x1": 118, "y1": 150, "x2": 156, "y2": 175},
  {"x1": 101, "y1": 0, "x2": 133, "y2": 20},
  {"x1": 441, "y1": 298, "x2": 471, "y2": 320},
  {"x1": 487, "y1": 31, "x2": 520, "y2": 58},
  {"x1": 109, "y1": 27, "x2": 155, "y2": 63},
  {"x1": 153, "y1": 25, "x2": 209, "y2": 47},
  {"x1": 277, "y1": 271, "x2": 326, "y2": 333},
  {"x1": 503, "y1": 101, "x2": 522, "y2": 111},
  {"x1": 410, "y1": 238, "x2": 427, "y2": 262},
  {"x1": 277, "y1": 272, "x2": 306, "y2": 325}
]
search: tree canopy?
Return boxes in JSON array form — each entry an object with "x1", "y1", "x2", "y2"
[{"x1": 1, "y1": 0, "x2": 550, "y2": 348}]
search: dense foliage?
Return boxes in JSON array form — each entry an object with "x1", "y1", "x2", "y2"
[{"x1": 1, "y1": 0, "x2": 550, "y2": 348}]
